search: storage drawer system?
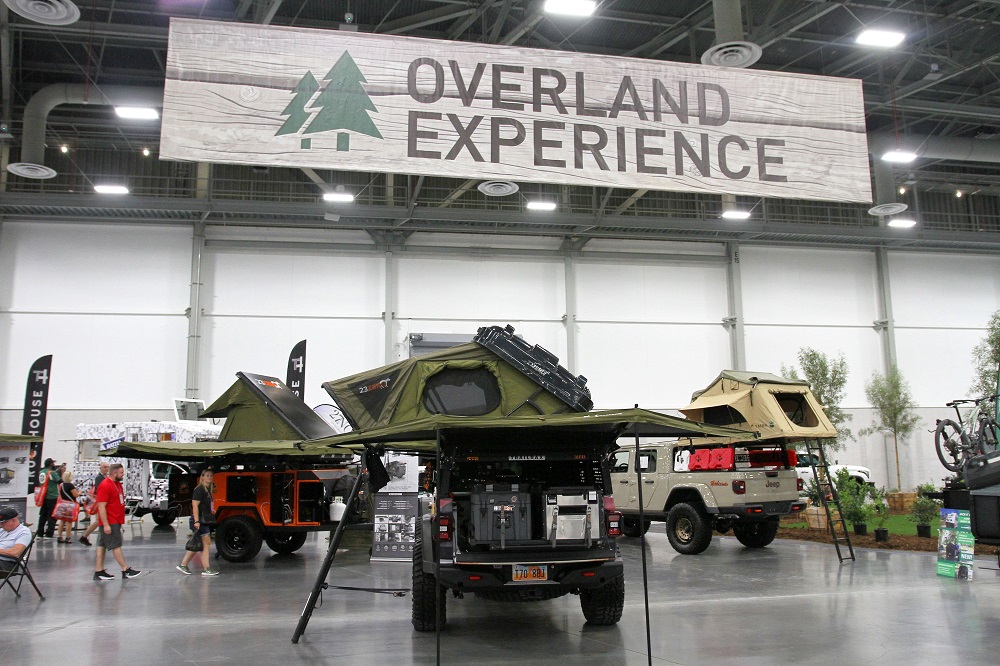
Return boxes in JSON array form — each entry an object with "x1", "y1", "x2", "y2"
[
  {"x1": 545, "y1": 487, "x2": 600, "y2": 545},
  {"x1": 469, "y1": 484, "x2": 532, "y2": 549}
]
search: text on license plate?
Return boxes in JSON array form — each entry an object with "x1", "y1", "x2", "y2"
[{"x1": 512, "y1": 564, "x2": 548, "y2": 582}]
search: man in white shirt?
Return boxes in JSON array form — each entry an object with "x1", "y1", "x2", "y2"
[{"x1": 0, "y1": 506, "x2": 32, "y2": 572}]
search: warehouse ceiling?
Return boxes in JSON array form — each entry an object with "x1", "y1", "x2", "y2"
[{"x1": 2, "y1": 0, "x2": 1000, "y2": 252}]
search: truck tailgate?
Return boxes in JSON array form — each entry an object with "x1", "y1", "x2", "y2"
[{"x1": 743, "y1": 470, "x2": 798, "y2": 501}]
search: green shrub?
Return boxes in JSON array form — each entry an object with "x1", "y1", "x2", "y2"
[
  {"x1": 835, "y1": 468, "x2": 875, "y2": 525},
  {"x1": 911, "y1": 495, "x2": 941, "y2": 526}
]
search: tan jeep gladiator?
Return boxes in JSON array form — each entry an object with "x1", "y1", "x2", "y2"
[
  {"x1": 611, "y1": 370, "x2": 841, "y2": 554},
  {"x1": 611, "y1": 439, "x2": 805, "y2": 553}
]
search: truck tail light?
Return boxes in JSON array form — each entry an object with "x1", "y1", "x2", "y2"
[
  {"x1": 434, "y1": 515, "x2": 452, "y2": 542},
  {"x1": 603, "y1": 496, "x2": 616, "y2": 512},
  {"x1": 797, "y1": 478, "x2": 803, "y2": 492},
  {"x1": 606, "y1": 510, "x2": 622, "y2": 538},
  {"x1": 786, "y1": 449, "x2": 798, "y2": 467},
  {"x1": 732, "y1": 480, "x2": 746, "y2": 494}
]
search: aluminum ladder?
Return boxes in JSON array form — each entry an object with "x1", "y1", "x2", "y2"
[{"x1": 805, "y1": 440, "x2": 855, "y2": 562}]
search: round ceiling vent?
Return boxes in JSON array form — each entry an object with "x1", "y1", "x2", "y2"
[
  {"x1": 701, "y1": 41, "x2": 763, "y2": 68},
  {"x1": 868, "y1": 202, "x2": 909, "y2": 216},
  {"x1": 7, "y1": 162, "x2": 58, "y2": 179},
  {"x1": 3, "y1": 0, "x2": 81, "y2": 25},
  {"x1": 477, "y1": 180, "x2": 519, "y2": 197}
]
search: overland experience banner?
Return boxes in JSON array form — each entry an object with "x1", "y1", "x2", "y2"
[{"x1": 161, "y1": 19, "x2": 872, "y2": 203}]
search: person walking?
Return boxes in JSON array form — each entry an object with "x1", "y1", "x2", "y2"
[
  {"x1": 93, "y1": 463, "x2": 141, "y2": 581},
  {"x1": 79, "y1": 462, "x2": 109, "y2": 546},
  {"x1": 56, "y1": 470, "x2": 81, "y2": 544},
  {"x1": 35, "y1": 458, "x2": 61, "y2": 540},
  {"x1": 176, "y1": 468, "x2": 219, "y2": 576}
]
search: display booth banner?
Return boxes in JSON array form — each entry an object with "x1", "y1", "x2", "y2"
[
  {"x1": 286, "y1": 340, "x2": 306, "y2": 400},
  {"x1": 936, "y1": 508, "x2": 974, "y2": 580},
  {"x1": 161, "y1": 19, "x2": 871, "y2": 203},
  {"x1": 21, "y1": 355, "x2": 51, "y2": 493},
  {"x1": 372, "y1": 492, "x2": 418, "y2": 562}
]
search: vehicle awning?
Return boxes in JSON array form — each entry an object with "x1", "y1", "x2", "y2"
[{"x1": 100, "y1": 439, "x2": 354, "y2": 462}]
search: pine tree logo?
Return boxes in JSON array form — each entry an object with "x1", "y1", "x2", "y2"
[{"x1": 275, "y1": 51, "x2": 383, "y2": 151}]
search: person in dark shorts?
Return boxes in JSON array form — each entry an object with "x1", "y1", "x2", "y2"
[
  {"x1": 177, "y1": 469, "x2": 218, "y2": 576},
  {"x1": 93, "y1": 463, "x2": 141, "y2": 581}
]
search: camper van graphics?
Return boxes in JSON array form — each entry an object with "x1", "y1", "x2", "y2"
[
  {"x1": 255, "y1": 378, "x2": 284, "y2": 389},
  {"x1": 276, "y1": 51, "x2": 384, "y2": 151}
]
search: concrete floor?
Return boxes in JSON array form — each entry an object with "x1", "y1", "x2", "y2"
[{"x1": 2, "y1": 520, "x2": 999, "y2": 665}]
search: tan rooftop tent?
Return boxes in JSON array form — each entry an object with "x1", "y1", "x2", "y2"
[{"x1": 679, "y1": 370, "x2": 837, "y2": 442}]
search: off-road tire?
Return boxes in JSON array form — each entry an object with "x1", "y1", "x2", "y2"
[
  {"x1": 621, "y1": 517, "x2": 651, "y2": 538},
  {"x1": 580, "y1": 576, "x2": 625, "y2": 625},
  {"x1": 412, "y1": 532, "x2": 446, "y2": 632},
  {"x1": 264, "y1": 531, "x2": 308, "y2": 555},
  {"x1": 666, "y1": 502, "x2": 713, "y2": 555},
  {"x1": 151, "y1": 510, "x2": 176, "y2": 526},
  {"x1": 732, "y1": 517, "x2": 780, "y2": 548},
  {"x1": 216, "y1": 515, "x2": 264, "y2": 562}
]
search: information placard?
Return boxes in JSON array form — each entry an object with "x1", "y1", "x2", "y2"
[
  {"x1": 936, "y1": 508, "x2": 974, "y2": 580},
  {"x1": 371, "y1": 492, "x2": 418, "y2": 562}
]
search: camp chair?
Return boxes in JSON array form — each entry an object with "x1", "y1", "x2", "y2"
[{"x1": 0, "y1": 534, "x2": 45, "y2": 600}]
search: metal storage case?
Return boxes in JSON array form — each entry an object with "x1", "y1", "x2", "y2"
[
  {"x1": 544, "y1": 487, "x2": 601, "y2": 543},
  {"x1": 469, "y1": 484, "x2": 532, "y2": 548}
]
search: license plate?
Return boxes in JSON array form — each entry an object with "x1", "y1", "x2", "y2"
[{"x1": 512, "y1": 564, "x2": 548, "y2": 582}]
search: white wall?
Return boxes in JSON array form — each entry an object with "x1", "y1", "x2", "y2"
[{"x1": 2, "y1": 220, "x2": 999, "y2": 491}]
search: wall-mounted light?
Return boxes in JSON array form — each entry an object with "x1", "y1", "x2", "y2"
[
  {"x1": 721, "y1": 210, "x2": 751, "y2": 220},
  {"x1": 544, "y1": 0, "x2": 596, "y2": 17},
  {"x1": 856, "y1": 30, "x2": 905, "y2": 47},
  {"x1": 882, "y1": 150, "x2": 916, "y2": 163},
  {"x1": 114, "y1": 107, "x2": 160, "y2": 120},
  {"x1": 94, "y1": 184, "x2": 129, "y2": 194},
  {"x1": 526, "y1": 201, "x2": 557, "y2": 211},
  {"x1": 887, "y1": 217, "x2": 916, "y2": 228}
]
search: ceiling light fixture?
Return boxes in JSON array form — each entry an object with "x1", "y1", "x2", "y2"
[
  {"x1": 94, "y1": 184, "x2": 129, "y2": 194},
  {"x1": 114, "y1": 107, "x2": 160, "y2": 120},
  {"x1": 882, "y1": 150, "x2": 917, "y2": 163},
  {"x1": 856, "y1": 30, "x2": 905, "y2": 47},
  {"x1": 721, "y1": 210, "x2": 751, "y2": 220},
  {"x1": 899, "y1": 186, "x2": 906, "y2": 195},
  {"x1": 956, "y1": 190, "x2": 963, "y2": 198},
  {"x1": 142, "y1": 147, "x2": 150, "y2": 157},
  {"x1": 887, "y1": 217, "x2": 916, "y2": 228},
  {"x1": 543, "y1": 1, "x2": 596, "y2": 17},
  {"x1": 323, "y1": 188, "x2": 354, "y2": 203},
  {"x1": 527, "y1": 201, "x2": 557, "y2": 211},
  {"x1": 60, "y1": 145, "x2": 68, "y2": 153}
]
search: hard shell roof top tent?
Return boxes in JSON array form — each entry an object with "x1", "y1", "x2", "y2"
[
  {"x1": 321, "y1": 325, "x2": 592, "y2": 431},
  {"x1": 679, "y1": 370, "x2": 838, "y2": 442}
]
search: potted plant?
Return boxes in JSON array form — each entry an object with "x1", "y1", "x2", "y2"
[
  {"x1": 835, "y1": 468, "x2": 872, "y2": 535},
  {"x1": 871, "y1": 487, "x2": 890, "y2": 542},
  {"x1": 860, "y1": 365, "x2": 920, "y2": 491},
  {"x1": 911, "y1": 483, "x2": 942, "y2": 538}
]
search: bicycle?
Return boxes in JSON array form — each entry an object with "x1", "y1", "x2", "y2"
[{"x1": 934, "y1": 394, "x2": 1000, "y2": 473}]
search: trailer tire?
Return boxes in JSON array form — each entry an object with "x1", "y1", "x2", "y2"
[
  {"x1": 264, "y1": 531, "x2": 308, "y2": 555},
  {"x1": 216, "y1": 515, "x2": 264, "y2": 562},
  {"x1": 732, "y1": 517, "x2": 780, "y2": 548},
  {"x1": 666, "y1": 502, "x2": 713, "y2": 554},
  {"x1": 580, "y1": 576, "x2": 625, "y2": 625},
  {"x1": 151, "y1": 510, "x2": 176, "y2": 526},
  {"x1": 621, "y1": 517, "x2": 650, "y2": 537},
  {"x1": 412, "y1": 532, "x2": 445, "y2": 632}
]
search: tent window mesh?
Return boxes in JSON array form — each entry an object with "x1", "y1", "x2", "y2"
[
  {"x1": 701, "y1": 405, "x2": 747, "y2": 426},
  {"x1": 423, "y1": 368, "x2": 501, "y2": 416},
  {"x1": 774, "y1": 393, "x2": 819, "y2": 427}
]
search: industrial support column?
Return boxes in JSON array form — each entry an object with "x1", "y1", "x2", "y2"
[
  {"x1": 563, "y1": 255, "x2": 578, "y2": 372},
  {"x1": 725, "y1": 242, "x2": 746, "y2": 371},
  {"x1": 874, "y1": 247, "x2": 897, "y2": 371},
  {"x1": 384, "y1": 250, "x2": 397, "y2": 364},
  {"x1": 185, "y1": 221, "x2": 206, "y2": 399}
]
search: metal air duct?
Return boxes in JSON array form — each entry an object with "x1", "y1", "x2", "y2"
[{"x1": 701, "y1": 0, "x2": 761, "y2": 68}]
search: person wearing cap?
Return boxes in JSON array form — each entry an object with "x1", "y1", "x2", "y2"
[
  {"x1": 0, "y1": 506, "x2": 32, "y2": 572},
  {"x1": 36, "y1": 458, "x2": 62, "y2": 540}
]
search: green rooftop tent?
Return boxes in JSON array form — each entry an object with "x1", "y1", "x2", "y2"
[
  {"x1": 321, "y1": 325, "x2": 592, "y2": 431},
  {"x1": 679, "y1": 370, "x2": 838, "y2": 442},
  {"x1": 0, "y1": 434, "x2": 43, "y2": 443},
  {"x1": 99, "y1": 438, "x2": 353, "y2": 463}
]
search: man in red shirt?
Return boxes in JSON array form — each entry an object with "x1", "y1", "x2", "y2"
[{"x1": 93, "y1": 463, "x2": 141, "y2": 581}]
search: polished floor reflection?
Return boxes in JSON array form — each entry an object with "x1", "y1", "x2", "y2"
[{"x1": 2, "y1": 520, "x2": 999, "y2": 665}]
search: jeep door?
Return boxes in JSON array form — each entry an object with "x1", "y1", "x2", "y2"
[{"x1": 610, "y1": 449, "x2": 637, "y2": 510}]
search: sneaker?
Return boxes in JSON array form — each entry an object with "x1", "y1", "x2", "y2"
[
  {"x1": 122, "y1": 567, "x2": 142, "y2": 579},
  {"x1": 35, "y1": 534, "x2": 47, "y2": 540},
  {"x1": 93, "y1": 570, "x2": 115, "y2": 581},
  {"x1": 201, "y1": 568, "x2": 220, "y2": 576},
  {"x1": 176, "y1": 564, "x2": 193, "y2": 576},
  {"x1": 79, "y1": 536, "x2": 92, "y2": 546}
]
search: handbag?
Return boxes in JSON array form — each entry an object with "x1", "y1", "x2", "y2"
[
  {"x1": 33, "y1": 473, "x2": 49, "y2": 507},
  {"x1": 83, "y1": 495, "x2": 99, "y2": 516},
  {"x1": 53, "y1": 497, "x2": 80, "y2": 522},
  {"x1": 185, "y1": 531, "x2": 204, "y2": 552}
]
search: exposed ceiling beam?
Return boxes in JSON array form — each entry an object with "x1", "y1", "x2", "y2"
[
  {"x1": 380, "y1": 6, "x2": 476, "y2": 35},
  {"x1": 490, "y1": 0, "x2": 516, "y2": 43},
  {"x1": 448, "y1": 0, "x2": 498, "y2": 39},
  {"x1": 260, "y1": 0, "x2": 285, "y2": 25},
  {"x1": 755, "y1": 2, "x2": 842, "y2": 49}
]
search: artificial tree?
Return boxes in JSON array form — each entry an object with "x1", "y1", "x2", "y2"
[{"x1": 861, "y1": 365, "x2": 920, "y2": 491}]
